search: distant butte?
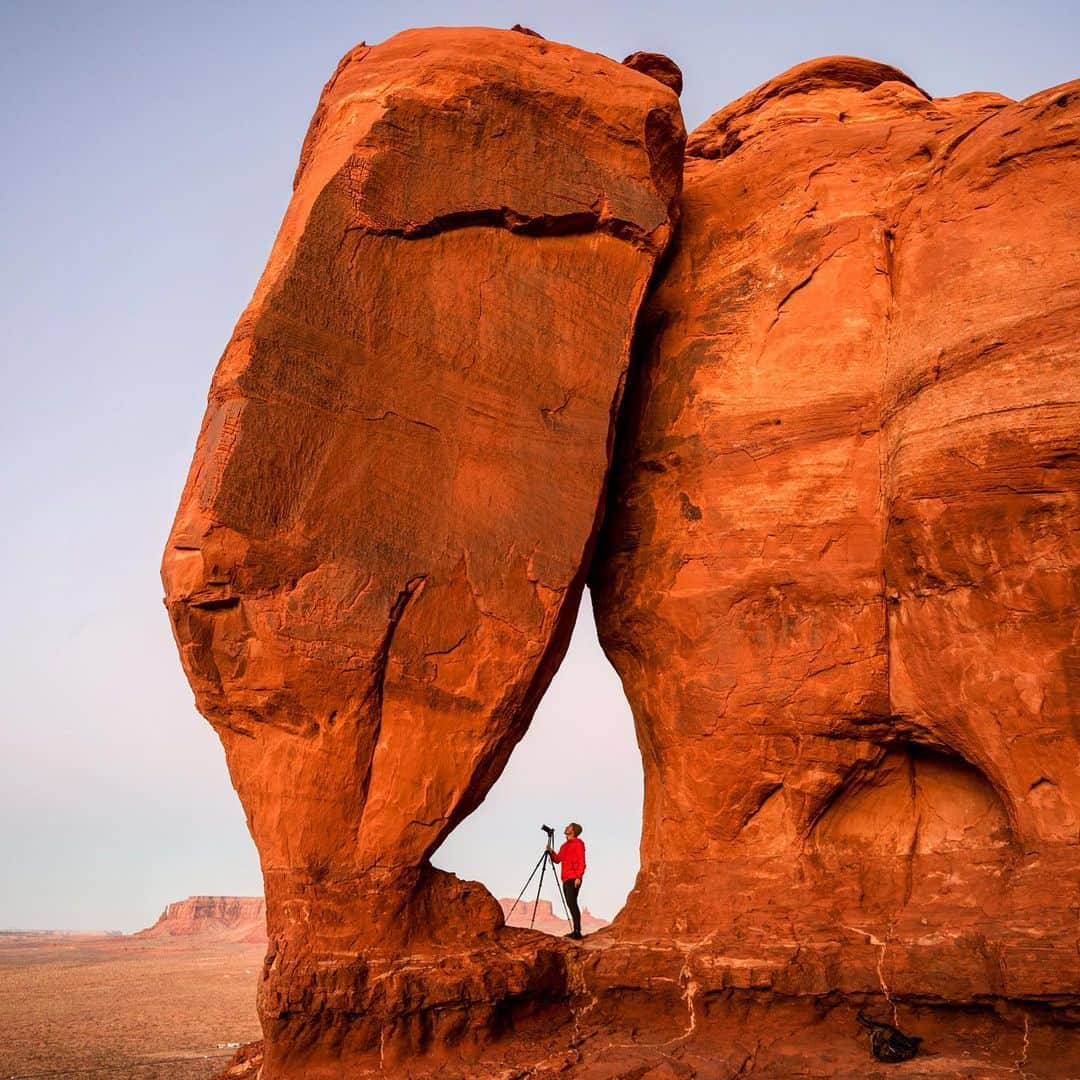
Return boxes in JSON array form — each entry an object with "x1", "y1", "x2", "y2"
[
  {"x1": 136, "y1": 896, "x2": 266, "y2": 944},
  {"x1": 162, "y1": 25, "x2": 1080, "y2": 1079},
  {"x1": 498, "y1": 898, "x2": 608, "y2": 937}
]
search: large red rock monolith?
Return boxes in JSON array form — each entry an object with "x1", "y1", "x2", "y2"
[
  {"x1": 162, "y1": 25, "x2": 682, "y2": 1075},
  {"x1": 593, "y1": 56, "x2": 1080, "y2": 1021}
]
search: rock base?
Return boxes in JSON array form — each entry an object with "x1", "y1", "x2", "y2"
[{"x1": 219, "y1": 931, "x2": 1078, "y2": 1077}]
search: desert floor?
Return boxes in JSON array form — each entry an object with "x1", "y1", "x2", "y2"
[{"x1": 0, "y1": 933, "x2": 263, "y2": 1079}]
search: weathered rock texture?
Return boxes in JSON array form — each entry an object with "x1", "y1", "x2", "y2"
[
  {"x1": 166, "y1": 28, "x2": 1080, "y2": 1078},
  {"x1": 162, "y1": 25, "x2": 682, "y2": 1077},
  {"x1": 594, "y1": 53, "x2": 1080, "y2": 1019}
]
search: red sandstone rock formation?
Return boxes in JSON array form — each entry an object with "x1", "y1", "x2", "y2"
[
  {"x1": 166, "y1": 28, "x2": 1079, "y2": 1078},
  {"x1": 136, "y1": 896, "x2": 267, "y2": 943},
  {"x1": 593, "y1": 52, "x2": 1079, "y2": 1016},
  {"x1": 162, "y1": 24, "x2": 682, "y2": 1076}
]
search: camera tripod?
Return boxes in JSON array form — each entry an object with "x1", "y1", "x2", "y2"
[{"x1": 505, "y1": 827, "x2": 573, "y2": 930}]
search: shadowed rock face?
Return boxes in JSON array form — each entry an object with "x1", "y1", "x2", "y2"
[
  {"x1": 161, "y1": 25, "x2": 682, "y2": 1075},
  {"x1": 165, "y1": 32, "x2": 1079, "y2": 1079},
  {"x1": 593, "y1": 56, "x2": 1079, "y2": 1002}
]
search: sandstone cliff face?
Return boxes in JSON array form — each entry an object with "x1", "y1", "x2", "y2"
[
  {"x1": 593, "y1": 57, "x2": 1080, "y2": 1004},
  {"x1": 166, "y1": 30, "x2": 1079, "y2": 1079},
  {"x1": 162, "y1": 25, "x2": 682, "y2": 1075}
]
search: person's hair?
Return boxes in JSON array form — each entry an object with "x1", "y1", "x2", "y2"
[{"x1": 568, "y1": 822, "x2": 583, "y2": 837}]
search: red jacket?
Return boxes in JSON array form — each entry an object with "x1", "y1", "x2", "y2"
[{"x1": 551, "y1": 837, "x2": 586, "y2": 882}]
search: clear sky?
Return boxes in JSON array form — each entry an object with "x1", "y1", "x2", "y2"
[{"x1": 2, "y1": 1, "x2": 1077, "y2": 932}]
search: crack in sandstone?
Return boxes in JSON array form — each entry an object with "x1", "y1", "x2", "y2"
[
  {"x1": 365, "y1": 574, "x2": 427, "y2": 715},
  {"x1": 354, "y1": 574, "x2": 428, "y2": 822},
  {"x1": 1015, "y1": 1013, "x2": 1031, "y2": 1078},
  {"x1": 930, "y1": 108, "x2": 1009, "y2": 179},
  {"x1": 993, "y1": 138, "x2": 1080, "y2": 169},
  {"x1": 362, "y1": 410, "x2": 440, "y2": 433},
  {"x1": 734, "y1": 1041, "x2": 763, "y2": 1075},
  {"x1": 843, "y1": 921, "x2": 900, "y2": 1026},
  {"x1": 764, "y1": 233, "x2": 860, "y2": 336},
  {"x1": 669, "y1": 957, "x2": 700, "y2": 1045},
  {"x1": 541, "y1": 388, "x2": 576, "y2": 423},
  {"x1": 339, "y1": 202, "x2": 668, "y2": 255},
  {"x1": 564, "y1": 950, "x2": 599, "y2": 1047}
]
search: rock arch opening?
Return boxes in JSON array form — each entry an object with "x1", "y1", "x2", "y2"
[{"x1": 431, "y1": 589, "x2": 643, "y2": 935}]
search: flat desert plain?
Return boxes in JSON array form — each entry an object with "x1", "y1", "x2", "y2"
[{"x1": 0, "y1": 933, "x2": 262, "y2": 1079}]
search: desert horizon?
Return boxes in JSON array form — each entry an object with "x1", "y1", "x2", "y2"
[
  {"x1": 0, "y1": 892, "x2": 609, "y2": 1079},
  {"x1": 2, "y1": 890, "x2": 610, "y2": 940}
]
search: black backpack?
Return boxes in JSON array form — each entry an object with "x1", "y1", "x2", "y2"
[{"x1": 857, "y1": 1012, "x2": 923, "y2": 1063}]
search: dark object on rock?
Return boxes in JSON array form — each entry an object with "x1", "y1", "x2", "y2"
[
  {"x1": 622, "y1": 51, "x2": 683, "y2": 95},
  {"x1": 857, "y1": 1012, "x2": 923, "y2": 1063},
  {"x1": 510, "y1": 24, "x2": 544, "y2": 38}
]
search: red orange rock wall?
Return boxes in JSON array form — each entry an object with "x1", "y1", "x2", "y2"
[{"x1": 593, "y1": 59, "x2": 1079, "y2": 1002}]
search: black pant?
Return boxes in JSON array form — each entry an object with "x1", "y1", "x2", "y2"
[{"x1": 563, "y1": 878, "x2": 582, "y2": 935}]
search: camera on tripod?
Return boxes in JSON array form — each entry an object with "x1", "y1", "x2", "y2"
[{"x1": 504, "y1": 824, "x2": 571, "y2": 931}]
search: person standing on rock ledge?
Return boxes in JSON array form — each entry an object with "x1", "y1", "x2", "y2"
[{"x1": 547, "y1": 823, "x2": 587, "y2": 940}]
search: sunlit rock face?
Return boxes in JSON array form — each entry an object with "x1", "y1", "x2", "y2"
[
  {"x1": 161, "y1": 25, "x2": 682, "y2": 1075},
  {"x1": 593, "y1": 56, "x2": 1080, "y2": 1004}
]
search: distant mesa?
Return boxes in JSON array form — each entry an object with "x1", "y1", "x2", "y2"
[
  {"x1": 499, "y1": 898, "x2": 608, "y2": 936},
  {"x1": 135, "y1": 894, "x2": 605, "y2": 942},
  {"x1": 136, "y1": 896, "x2": 267, "y2": 944},
  {"x1": 137, "y1": 894, "x2": 603, "y2": 942}
]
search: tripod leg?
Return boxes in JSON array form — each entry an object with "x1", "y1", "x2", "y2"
[
  {"x1": 531, "y1": 849, "x2": 550, "y2": 929},
  {"x1": 506, "y1": 849, "x2": 549, "y2": 923}
]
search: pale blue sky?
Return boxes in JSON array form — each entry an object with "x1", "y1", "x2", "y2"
[{"x1": 2, "y1": 1, "x2": 1076, "y2": 931}]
